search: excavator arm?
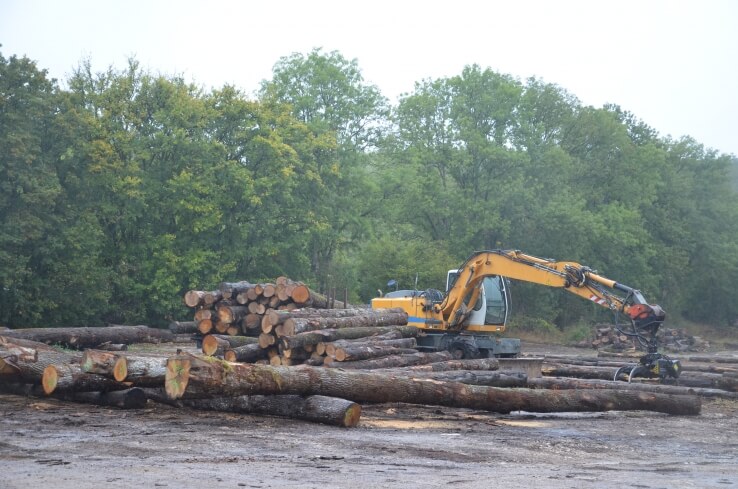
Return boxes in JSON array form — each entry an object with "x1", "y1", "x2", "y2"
[{"x1": 439, "y1": 250, "x2": 665, "y2": 339}]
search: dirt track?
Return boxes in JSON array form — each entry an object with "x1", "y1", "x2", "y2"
[{"x1": 2, "y1": 344, "x2": 738, "y2": 489}]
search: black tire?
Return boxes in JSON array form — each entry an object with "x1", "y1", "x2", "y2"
[{"x1": 448, "y1": 341, "x2": 480, "y2": 359}]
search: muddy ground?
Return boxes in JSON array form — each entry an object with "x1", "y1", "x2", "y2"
[{"x1": 1, "y1": 342, "x2": 737, "y2": 489}]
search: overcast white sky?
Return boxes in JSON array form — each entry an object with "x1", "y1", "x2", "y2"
[{"x1": 2, "y1": 0, "x2": 737, "y2": 156}]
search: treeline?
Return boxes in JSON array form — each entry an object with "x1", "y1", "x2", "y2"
[{"x1": 1, "y1": 48, "x2": 737, "y2": 329}]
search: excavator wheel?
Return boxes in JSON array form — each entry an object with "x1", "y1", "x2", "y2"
[{"x1": 448, "y1": 341, "x2": 480, "y2": 360}]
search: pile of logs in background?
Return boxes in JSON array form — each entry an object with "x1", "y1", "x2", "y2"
[
  {"x1": 2, "y1": 275, "x2": 738, "y2": 428},
  {"x1": 582, "y1": 324, "x2": 711, "y2": 353}
]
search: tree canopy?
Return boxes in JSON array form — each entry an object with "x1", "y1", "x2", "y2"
[{"x1": 1, "y1": 49, "x2": 736, "y2": 329}]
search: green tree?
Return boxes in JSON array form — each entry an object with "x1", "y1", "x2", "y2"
[{"x1": 260, "y1": 48, "x2": 388, "y2": 290}]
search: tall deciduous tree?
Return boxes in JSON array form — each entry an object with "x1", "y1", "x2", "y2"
[{"x1": 260, "y1": 48, "x2": 388, "y2": 290}]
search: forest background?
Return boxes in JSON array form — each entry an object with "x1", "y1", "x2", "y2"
[{"x1": 1, "y1": 47, "x2": 737, "y2": 338}]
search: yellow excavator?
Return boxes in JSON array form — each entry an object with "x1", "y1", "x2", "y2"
[{"x1": 371, "y1": 249, "x2": 681, "y2": 382}]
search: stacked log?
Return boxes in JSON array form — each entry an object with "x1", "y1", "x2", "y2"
[
  {"x1": 585, "y1": 324, "x2": 710, "y2": 353},
  {"x1": 184, "y1": 278, "x2": 348, "y2": 338}
]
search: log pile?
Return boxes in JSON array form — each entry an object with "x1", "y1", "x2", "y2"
[
  {"x1": 528, "y1": 352, "x2": 738, "y2": 400},
  {"x1": 584, "y1": 324, "x2": 710, "y2": 353},
  {"x1": 4, "y1": 278, "x2": 729, "y2": 425},
  {"x1": 184, "y1": 277, "x2": 348, "y2": 337}
]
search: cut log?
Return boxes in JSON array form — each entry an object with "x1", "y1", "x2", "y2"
[
  {"x1": 223, "y1": 344, "x2": 269, "y2": 363},
  {"x1": 217, "y1": 305, "x2": 248, "y2": 324},
  {"x1": 324, "y1": 351, "x2": 454, "y2": 369},
  {"x1": 403, "y1": 370, "x2": 528, "y2": 387},
  {"x1": 528, "y1": 377, "x2": 738, "y2": 400},
  {"x1": 197, "y1": 319, "x2": 215, "y2": 335},
  {"x1": 180, "y1": 395, "x2": 360, "y2": 427},
  {"x1": 333, "y1": 345, "x2": 419, "y2": 362},
  {"x1": 194, "y1": 308, "x2": 215, "y2": 322},
  {"x1": 278, "y1": 312, "x2": 408, "y2": 337},
  {"x1": 0, "y1": 383, "x2": 148, "y2": 409},
  {"x1": 203, "y1": 290, "x2": 223, "y2": 306},
  {"x1": 164, "y1": 354, "x2": 701, "y2": 415},
  {"x1": 324, "y1": 337, "x2": 417, "y2": 357},
  {"x1": 258, "y1": 333, "x2": 276, "y2": 348},
  {"x1": 380, "y1": 357, "x2": 501, "y2": 373},
  {"x1": 290, "y1": 286, "x2": 346, "y2": 308},
  {"x1": 280, "y1": 325, "x2": 418, "y2": 351},
  {"x1": 1, "y1": 349, "x2": 79, "y2": 383},
  {"x1": 201, "y1": 335, "x2": 259, "y2": 357},
  {"x1": 218, "y1": 281, "x2": 253, "y2": 299},
  {"x1": 685, "y1": 355, "x2": 738, "y2": 364},
  {"x1": 113, "y1": 354, "x2": 168, "y2": 386},
  {"x1": 43, "y1": 363, "x2": 129, "y2": 394},
  {"x1": 168, "y1": 321, "x2": 198, "y2": 335},
  {"x1": 184, "y1": 290, "x2": 206, "y2": 308},
  {"x1": 80, "y1": 350, "x2": 121, "y2": 376},
  {"x1": 247, "y1": 302, "x2": 266, "y2": 315},
  {"x1": 542, "y1": 364, "x2": 619, "y2": 380},
  {"x1": 2, "y1": 325, "x2": 174, "y2": 350}
]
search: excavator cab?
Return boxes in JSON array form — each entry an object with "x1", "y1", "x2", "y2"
[{"x1": 446, "y1": 270, "x2": 509, "y2": 327}]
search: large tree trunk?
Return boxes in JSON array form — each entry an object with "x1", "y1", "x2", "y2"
[
  {"x1": 380, "y1": 358, "x2": 501, "y2": 373},
  {"x1": 280, "y1": 325, "x2": 418, "y2": 350},
  {"x1": 42, "y1": 363, "x2": 129, "y2": 394},
  {"x1": 528, "y1": 377, "x2": 738, "y2": 400},
  {"x1": 542, "y1": 364, "x2": 619, "y2": 380},
  {"x1": 113, "y1": 354, "x2": 168, "y2": 386},
  {"x1": 1, "y1": 349, "x2": 79, "y2": 383},
  {"x1": 164, "y1": 354, "x2": 701, "y2": 415},
  {"x1": 402, "y1": 370, "x2": 528, "y2": 387},
  {"x1": 323, "y1": 337, "x2": 417, "y2": 357},
  {"x1": 278, "y1": 312, "x2": 408, "y2": 337},
  {"x1": 2, "y1": 325, "x2": 174, "y2": 350},
  {"x1": 168, "y1": 321, "x2": 198, "y2": 334},
  {"x1": 201, "y1": 335, "x2": 259, "y2": 356},
  {"x1": 263, "y1": 308, "x2": 406, "y2": 332},
  {"x1": 0, "y1": 383, "x2": 148, "y2": 409},
  {"x1": 289, "y1": 286, "x2": 346, "y2": 308},
  {"x1": 80, "y1": 350, "x2": 121, "y2": 377},
  {"x1": 181, "y1": 395, "x2": 361, "y2": 427},
  {"x1": 323, "y1": 351, "x2": 454, "y2": 369},
  {"x1": 329, "y1": 345, "x2": 419, "y2": 363},
  {"x1": 223, "y1": 344, "x2": 269, "y2": 363}
]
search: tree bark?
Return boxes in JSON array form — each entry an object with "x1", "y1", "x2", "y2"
[
  {"x1": 265, "y1": 307, "x2": 405, "y2": 329},
  {"x1": 164, "y1": 354, "x2": 701, "y2": 415},
  {"x1": 201, "y1": 335, "x2": 259, "y2": 357},
  {"x1": 402, "y1": 370, "x2": 528, "y2": 387},
  {"x1": 168, "y1": 321, "x2": 198, "y2": 335},
  {"x1": 324, "y1": 337, "x2": 417, "y2": 356},
  {"x1": 217, "y1": 305, "x2": 248, "y2": 324},
  {"x1": 331, "y1": 345, "x2": 419, "y2": 362},
  {"x1": 113, "y1": 354, "x2": 168, "y2": 385},
  {"x1": 0, "y1": 383, "x2": 148, "y2": 409},
  {"x1": 278, "y1": 312, "x2": 408, "y2": 337},
  {"x1": 2, "y1": 325, "x2": 174, "y2": 350},
  {"x1": 373, "y1": 357, "x2": 501, "y2": 373},
  {"x1": 542, "y1": 364, "x2": 619, "y2": 380},
  {"x1": 323, "y1": 351, "x2": 454, "y2": 369},
  {"x1": 224, "y1": 344, "x2": 269, "y2": 363},
  {"x1": 1, "y1": 349, "x2": 79, "y2": 383},
  {"x1": 43, "y1": 363, "x2": 129, "y2": 394},
  {"x1": 280, "y1": 325, "x2": 418, "y2": 350},
  {"x1": 80, "y1": 350, "x2": 121, "y2": 376},
  {"x1": 218, "y1": 281, "x2": 253, "y2": 299},
  {"x1": 180, "y1": 395, "x2": 360, "y2": 427},
  {"x1": 528, "y1": 377, "x2": 738, "y2": 400},
  {"x1": 290, "y1": 286, "x2": 346, "y2": 308}
]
